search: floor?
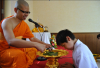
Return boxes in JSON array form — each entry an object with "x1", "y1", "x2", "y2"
[
  {"x1": 97, "y1": 59, "x2": 100, "y2": 68},
  {"x1": 30, "y1": 58, "x2": 100, "y2": 68}
]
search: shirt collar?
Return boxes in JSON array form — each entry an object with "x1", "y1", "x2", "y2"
[{"x1": 74, "y1": 39, "x2": 82, "y2": 50}]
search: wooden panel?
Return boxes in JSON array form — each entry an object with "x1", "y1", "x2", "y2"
[
  {"x1": 74, "y1": 33, "x2": 85, "y2": 44},
  {"x1": 51, "y1": 33, "x2": 100, "y2": 54},
  {"x1": 85, "y1": 34, "x2": 97, "y2": 54},
  {"x1": 97, "y1": 39, "x2": 100, "y2": 54}
]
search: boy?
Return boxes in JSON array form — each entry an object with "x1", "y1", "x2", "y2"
[{"x1": 56, "y1": 29, "x2": 98, "y2": 68}]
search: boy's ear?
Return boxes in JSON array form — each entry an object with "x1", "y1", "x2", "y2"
[{"x1": 66, "y1": 36, "x2": 71, "y2": 41}]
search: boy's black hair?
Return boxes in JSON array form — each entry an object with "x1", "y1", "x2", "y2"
[
  {"x1": 97, "y1": 34, "x2": 100, "y2": 39},
  {"x1": 56, "y1": 29, "x2": 75, "y2": 45}
]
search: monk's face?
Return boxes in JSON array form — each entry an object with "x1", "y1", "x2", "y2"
[{"x1": 17, "y1": 5, "x2": 30, "y2": 20}]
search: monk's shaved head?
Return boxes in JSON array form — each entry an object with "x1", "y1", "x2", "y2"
[{"x1": 15, "y1": 0, "x2": 29, "y2": 9}]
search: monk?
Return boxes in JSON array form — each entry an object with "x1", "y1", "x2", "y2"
[{"x1": 0, "y1": 0, "x2": 51, "y2": 68}]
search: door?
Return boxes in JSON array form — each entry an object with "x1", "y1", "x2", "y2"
[{"x1": 0, "y1": 0, "x2": 4, "y2": 21}]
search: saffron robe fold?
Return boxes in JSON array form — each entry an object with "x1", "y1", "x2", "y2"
[{"x1": 0, "y1": 16, "x2": 37, "y2": 68}]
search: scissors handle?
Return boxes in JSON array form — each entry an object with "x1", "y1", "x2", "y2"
[
  {"x1": 46, "y1": 47, "x2": 52, "y2": 50},
  {"x1": 46, "y1": 47, "x2": 55, "y2": 50}
]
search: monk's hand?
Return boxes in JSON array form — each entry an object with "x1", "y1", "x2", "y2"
[
  {"x1": 37, "y1": 44, "x2": 52, "y2": 52},
  {"x1": 46, "y1": 44, "x2": 52, "y2": 48},
  {"x1": 36, "y1": 44, "x2": 47, "y2": 53},
  {"x1": 46, "y1": 44, "x2": 52, "y2": 51}
]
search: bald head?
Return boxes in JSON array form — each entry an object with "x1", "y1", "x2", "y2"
[{"x1": 15, "y1": 0, "x2": 29, "y2": 9}]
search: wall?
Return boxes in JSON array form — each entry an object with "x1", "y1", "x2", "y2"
[
  {"x1": 4, "y1": 0, "x2": 100, "y2": 33},
  {"x1": 32, "y1": 1, "x2": 100, "y2": 33},
  {"x1": 4, "y1": 0, "x2": 11, "y2": 18}
]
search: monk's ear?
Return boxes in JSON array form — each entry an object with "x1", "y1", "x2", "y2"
[
  {"x1": 14, "y1": 8, "x2": 18, "y2": 13},
  {"x1": 66, "y1": 36, "x2": 71, "y2": 41}
]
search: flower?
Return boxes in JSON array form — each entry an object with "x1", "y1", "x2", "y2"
[{"x1": 50, "y1": 35, "x2": 57, "y2": 48}]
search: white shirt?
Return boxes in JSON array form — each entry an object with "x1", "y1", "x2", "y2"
[{"x1": 73, "y1": 39, "x2": 98, "y2": 68}]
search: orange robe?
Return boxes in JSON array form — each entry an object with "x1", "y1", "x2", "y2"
[{"x1": 0, "y1": 16, "x2": 37, "y2": 68}]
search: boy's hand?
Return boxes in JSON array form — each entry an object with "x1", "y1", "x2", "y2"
[{"x1": 58, "y1": 62, "x2": 74, "y2": 68}]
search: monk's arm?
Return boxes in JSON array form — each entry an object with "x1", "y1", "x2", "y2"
[
  {"x1": 29, "y1": 37, "x2": 52, "y2": 48},
  {"x1": 1, "y1": 19, "x2": 46, "y2": 52}
]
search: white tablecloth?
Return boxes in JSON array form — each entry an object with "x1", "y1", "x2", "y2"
[{"x1": 26, "y1": 32, "x2": 51, "y2": 44}]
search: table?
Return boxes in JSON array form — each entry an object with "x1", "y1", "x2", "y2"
[{"x1": 26, "y1": 32, "x2": 51, "y2": 44}]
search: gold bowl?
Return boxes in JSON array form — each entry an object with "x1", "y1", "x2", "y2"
[{"x1": 37, "y1": 49, "x2": 68, "y2": 68}]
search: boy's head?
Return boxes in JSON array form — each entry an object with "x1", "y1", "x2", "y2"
[{"x1": 56, "y1": 29, "x2": 76, "y2": 49}]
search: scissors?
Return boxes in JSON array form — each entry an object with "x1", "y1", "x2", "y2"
[{"x1": 46, "y1": 47, "x2": 55, "y2": 50}]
